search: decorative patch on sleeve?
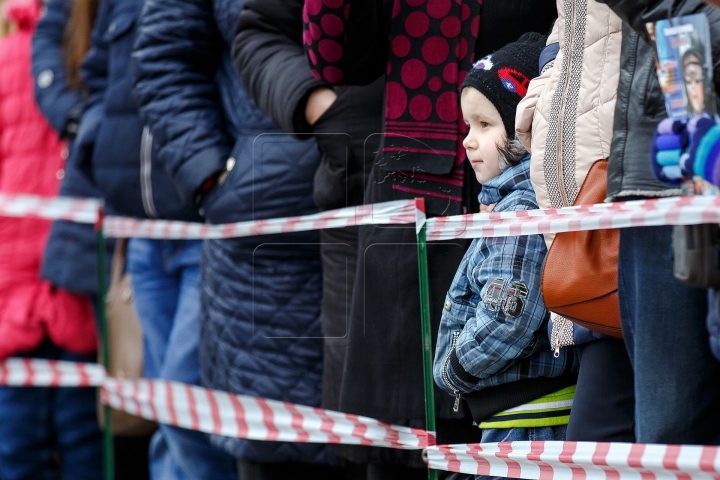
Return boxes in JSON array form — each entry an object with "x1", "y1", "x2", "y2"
[
  {"x1": 482, "y1": 278, "x2": 506, "y2": 313},
  {"x1": 502, "y1": 282, "x2": 529, "y2": 318}
]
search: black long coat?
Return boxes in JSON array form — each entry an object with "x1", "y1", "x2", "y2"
[{"x1": 233, "y1": 0, "x2": 385, "y2": 417}]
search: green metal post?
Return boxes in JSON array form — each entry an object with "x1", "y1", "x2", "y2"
[
  {"x1": 95, "y1": 209, "x2": 114, "y2": 480},
  {"x1": 415, "y1": 198, "x2": 437, "y2": 480}
]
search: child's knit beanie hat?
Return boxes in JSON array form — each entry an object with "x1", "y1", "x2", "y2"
[{"x1": 462, "y1": 32, "x2": 547, "y2": 138}]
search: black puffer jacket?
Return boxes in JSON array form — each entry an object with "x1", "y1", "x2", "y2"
[{"x1": 596, "y1": 0, "x2": 720, "y2": 200}]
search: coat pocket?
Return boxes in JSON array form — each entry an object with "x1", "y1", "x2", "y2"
[
  {"x1": 104, "y1": 12, "x2": 137, "y2": 84},
  {"x1": 103, "y1": 12, "x2": 135, "y2": 42},
  {"x1": 641, "y1": 53, "x2": 666, "y2": 119}
]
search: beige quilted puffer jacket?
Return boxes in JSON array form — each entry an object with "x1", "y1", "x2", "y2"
[{"x1": 516, "y1": 0, "x2": 622, "y2": 248}]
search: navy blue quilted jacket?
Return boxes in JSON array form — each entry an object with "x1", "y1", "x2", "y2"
[
  {"x1": 32, "y1": 0, "x2": 113, "y2": 295},
  {"x1": 78, "y1": 0, "x2": 199, "y2": 221},
  {"x1": 132, "y1": 0, "x2": 335, "y2": 464}
]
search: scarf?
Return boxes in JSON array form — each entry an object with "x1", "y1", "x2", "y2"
[
  {"x1": 383, "y1": 0, "x2": 482, "y2": 213},
  {"x1": 303, "y1": 0, "x2": 482, "y2": 214}
]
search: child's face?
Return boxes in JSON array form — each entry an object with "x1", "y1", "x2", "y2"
[{"x1": 461, "y1": 87, "x2": 506, "y2": 185}]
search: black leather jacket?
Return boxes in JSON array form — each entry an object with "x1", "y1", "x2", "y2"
[{"x1": 597, "y1": 0, "x2": 720, "y2": 200}]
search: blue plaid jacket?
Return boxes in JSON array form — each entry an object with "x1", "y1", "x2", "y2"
[{"x1": 433, "y1": 156, "x2": 572, "y2": 400}]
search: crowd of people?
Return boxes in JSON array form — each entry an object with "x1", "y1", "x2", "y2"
[{"x1": 0, "y1": 0, "x2": 719, "y2": 478}]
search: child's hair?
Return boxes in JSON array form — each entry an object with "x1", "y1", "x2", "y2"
[{"x1": 497, "y1": 137, "x2": 529, "y2": 170}]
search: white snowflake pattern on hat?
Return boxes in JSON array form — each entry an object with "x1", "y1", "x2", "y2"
[{"x1": 472, "y1": 55, "x2": 494, "y2": 71}]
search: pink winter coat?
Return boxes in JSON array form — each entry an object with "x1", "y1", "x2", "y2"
[{"x1": 0, "y1": 0, "x2": 97, "y2": 359}]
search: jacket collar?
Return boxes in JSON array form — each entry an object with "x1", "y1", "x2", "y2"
[{"x1": 478, "y1": 154, "x2": 532, "y2": 206}]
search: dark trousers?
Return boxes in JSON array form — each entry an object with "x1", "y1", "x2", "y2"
[
  {"x1": 618, "y1": 225, "x2": 720, "y2": 444},
  {"x1": 320, "y1": 227, "x2": 359, "y2": 412},
  {"x1": 366, "y1": 464, "x2": 428, "y2": 480},
  {"x1": 708, "y1": 289, "x2": 720, "y2": 361},
  {"x1": 566, "y1": 338, "x2": 635, "y2": 442},
  {"x1": 0, "y1": 341, "x2": 102, "y2": 480},
  {"x1": 237, "y1": 460, "x2": 344, "y2": 479}
]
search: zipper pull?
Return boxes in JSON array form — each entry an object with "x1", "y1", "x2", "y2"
[
  {"x1": 453, "y1": 392, "x2": 462, "y2": 412},
  {"x1": 550, "y1": 315, "x2": 562, "y2": 358},
  {"x1": 551, "y1": 328, "x2": 560, "y2": 358}
]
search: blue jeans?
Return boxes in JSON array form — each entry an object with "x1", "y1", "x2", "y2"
[
  {"x1": 476, "y1": 425, "x2": 567, "y2": 480},
  {"x1": 0, "y1": 340, "x2": 102, "y2": 480},
  {"x1": 618, "y1": 226, "x2": 720, "y2": 444},
  {"x1": 127, "y1": 239, "x2": 236, "y2": 480}
]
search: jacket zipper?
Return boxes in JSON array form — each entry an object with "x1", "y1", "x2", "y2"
[
  {"x1": 555, "y1": 0, "x2": 576, "y2": 208},
  {"x1": 550, "y1": 314, "x2": 574, "y2": 358},
  {"x1": 442, "y1": 331, "x2": 462, "y2": 412},
  {"x1": 140, "y1": 126, "x2": 159, "y2": 218}
]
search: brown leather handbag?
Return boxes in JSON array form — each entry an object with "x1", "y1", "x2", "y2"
[
  {"x1": 97, "y1": 238, "x2": 157, "y2": 436},
  {"x1": 541, "y1": 160, "x2": 622, "y2": 338}
]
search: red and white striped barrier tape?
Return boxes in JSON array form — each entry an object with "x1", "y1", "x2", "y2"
[
  {"x1": 103, "y1": 199, "x2": 416, "y2": 239},
  {"x1": 425, "y1": 195, "x2": 720, "y2": 241},
  {"x1": 0, "y1": 195, "x2": 417, "y2": 238},
  {"x1": 426, "y1": 441, "x2": 720, "y2": 480},
  {"x1": 0, "y1": 359, "x2": 432, "y2": 449},
  {"x1": 101, "y1": 377, "x2": 433, "y2": 449},
  {"x1": 1, "y1": 194, "x2": 720, "y2": 242},
  {"x1": 0, "y1": 358, "x2": 105, "y2": 386},
  {"x1": 0, "y1": 194, "x2": 101, "y2": 224}
]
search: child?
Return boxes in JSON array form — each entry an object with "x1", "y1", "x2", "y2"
[{"x1": 433, "y1": 33, "x2": 577, "y2": 453}]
